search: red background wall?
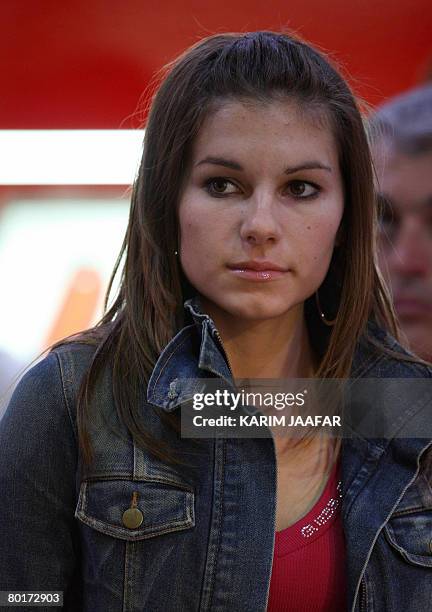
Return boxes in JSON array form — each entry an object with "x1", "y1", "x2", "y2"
[{"x1": 2, "y1": 0, "x2": 432, "y2": 130}]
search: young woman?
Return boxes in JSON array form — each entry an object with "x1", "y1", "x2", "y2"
[{"x1": 1, "y1": 31, "x2": 432, "y2": 612}]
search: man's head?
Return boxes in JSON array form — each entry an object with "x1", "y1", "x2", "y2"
[{"x1": 371, "y1": 85, "x2": 432, "y2": 360}]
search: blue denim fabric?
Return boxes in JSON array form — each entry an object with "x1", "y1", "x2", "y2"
[{"x1": 1, "y1": 295, "x2": 432, "y2": 611}]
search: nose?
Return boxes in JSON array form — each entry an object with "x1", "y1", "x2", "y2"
[
  {"x1": 386, "y1": 218, "x2": 432, "y2": 278},
  {"x1": 239, "y1": 191, "x2": 281, "y2": 248}
]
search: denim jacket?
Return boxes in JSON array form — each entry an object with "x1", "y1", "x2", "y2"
[{"x1": 1, "y1": 296, "x2": 432, "y2": 612}]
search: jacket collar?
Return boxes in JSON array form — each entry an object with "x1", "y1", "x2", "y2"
[{"x1": 147, "y1": 295, "x2": 232, "y2": 411}]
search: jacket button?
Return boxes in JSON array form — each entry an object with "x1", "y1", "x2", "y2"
[
  {"x1": 122, "y1": 507, "x2": 144, "y2": 529},
  {"x1": 168, "y1": 379, "x2": 179, "y2": 399}
]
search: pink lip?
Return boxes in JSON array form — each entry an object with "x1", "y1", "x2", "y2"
[
  {"x1": 227, "y1": 261, "x2": 289, "y2": 281},
  {"x1": 395, "y1": 298, "x2": 432, "y2": 318},
  {"x1": 228, "y1": 260, "x2": 288, "y2": 272}
]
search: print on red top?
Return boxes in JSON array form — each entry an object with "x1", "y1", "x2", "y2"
[{"x1": 266, "y1": 460, "x2": 346, "y2": 612}]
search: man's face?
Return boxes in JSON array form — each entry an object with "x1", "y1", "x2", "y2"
[{"x1": 375, "y1": 143, "x2": 432, "y2": 360}]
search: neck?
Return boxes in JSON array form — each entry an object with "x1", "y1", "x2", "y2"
[{"x1": 200, "y1": 298, "x2": 316, "y2": 379}]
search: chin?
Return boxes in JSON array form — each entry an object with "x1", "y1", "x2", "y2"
[{"x1": 217, "y1": 295, "x2": 301, "y2": 321}]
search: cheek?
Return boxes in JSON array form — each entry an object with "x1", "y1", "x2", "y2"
[
  {"x1": 179, "y1": 218, "x2": 208, "y2": 276},
  {"x1": 300, "y1": 216, "x2": 341, "y2": 267},
  {"x1": 180, "y1": 216, "x2": 206, "y2": 250},
  {"x1": 178, "y1": 201, "x2": 227, "y2": 282}
]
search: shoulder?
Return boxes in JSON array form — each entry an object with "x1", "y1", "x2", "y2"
[
  {"x1": 352, "y1": 320, "x2": 432, "y2": 379},
  {"x1": 348, "y1": 321, "x2": 432, "y2": 445},
  {"x1": 1, "y1": 341, "x2": 100, "y2": 433},
  {"x1": 0, "y1": 344, "x2": 98, "y2": 471},
  {"x1": 51, "y1": 340, "x2": 100, "y2": 393}
]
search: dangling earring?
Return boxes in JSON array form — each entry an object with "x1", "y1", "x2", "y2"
[
  {"x1": 315, "y1": 290, "x2": 337, "y2": 326},
  {"x1": 174, "y1": 250, "x2": 178, "y2": 256}
]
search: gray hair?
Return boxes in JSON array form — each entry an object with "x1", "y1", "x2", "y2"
[{"x1": 369, "y1": 84, "x2": 432, "y2": 155}]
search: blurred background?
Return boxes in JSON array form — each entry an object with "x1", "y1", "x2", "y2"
[{"x1": 1, "y1": 0, "x2": 431, "y2": 405}]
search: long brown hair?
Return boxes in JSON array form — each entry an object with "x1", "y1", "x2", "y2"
[{"x1": 56, "y1": 31, "x2": 400, "y2": 468}]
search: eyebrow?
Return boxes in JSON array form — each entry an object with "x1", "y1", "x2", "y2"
[{"x1": 195, "y1": 156, "x2": 332, "y2": 174}]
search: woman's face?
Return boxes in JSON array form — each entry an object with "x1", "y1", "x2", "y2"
[{"x1": 178, "y1": 99, "x2": 344, "y2": 322}]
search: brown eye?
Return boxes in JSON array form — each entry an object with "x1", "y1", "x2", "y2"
[
  {"x1": 287, "y1": 180, "x2": 319, "y2": 198},
  {"x1": 211, "y1": 178, "x2": 229, "y2": 193},
  {"x1": 290, "y1": 181, "x2": 306, "y2": 196},
  {"x1": 204, "y1": 177, "x2": 239, "y2": 196}
]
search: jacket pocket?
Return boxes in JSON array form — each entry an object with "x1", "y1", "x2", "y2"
[
  {"x1": 75, "y1": 478, "x2": 195, "y2": 540},
  {"x1": 384, "y1": 511, "x2": 432, "y2": 567},
  {"x1": 384, "y1": 457, "x2": 432, "y2": 567}
]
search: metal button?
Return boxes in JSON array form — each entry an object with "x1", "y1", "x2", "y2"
[
  {"x1": 168, "y1": 379, "x2": 179, "y2": 399},
  {"x1": 122, "y1": 507, "x2": 144, "y2": 529},
  {"x1": 122, "y1": 491, "x2": 143, "y2": 529}
]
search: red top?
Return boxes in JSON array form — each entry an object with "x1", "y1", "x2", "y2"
[{"x1": 266, "y1": 460, "x2": 346, "y2": 611}]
